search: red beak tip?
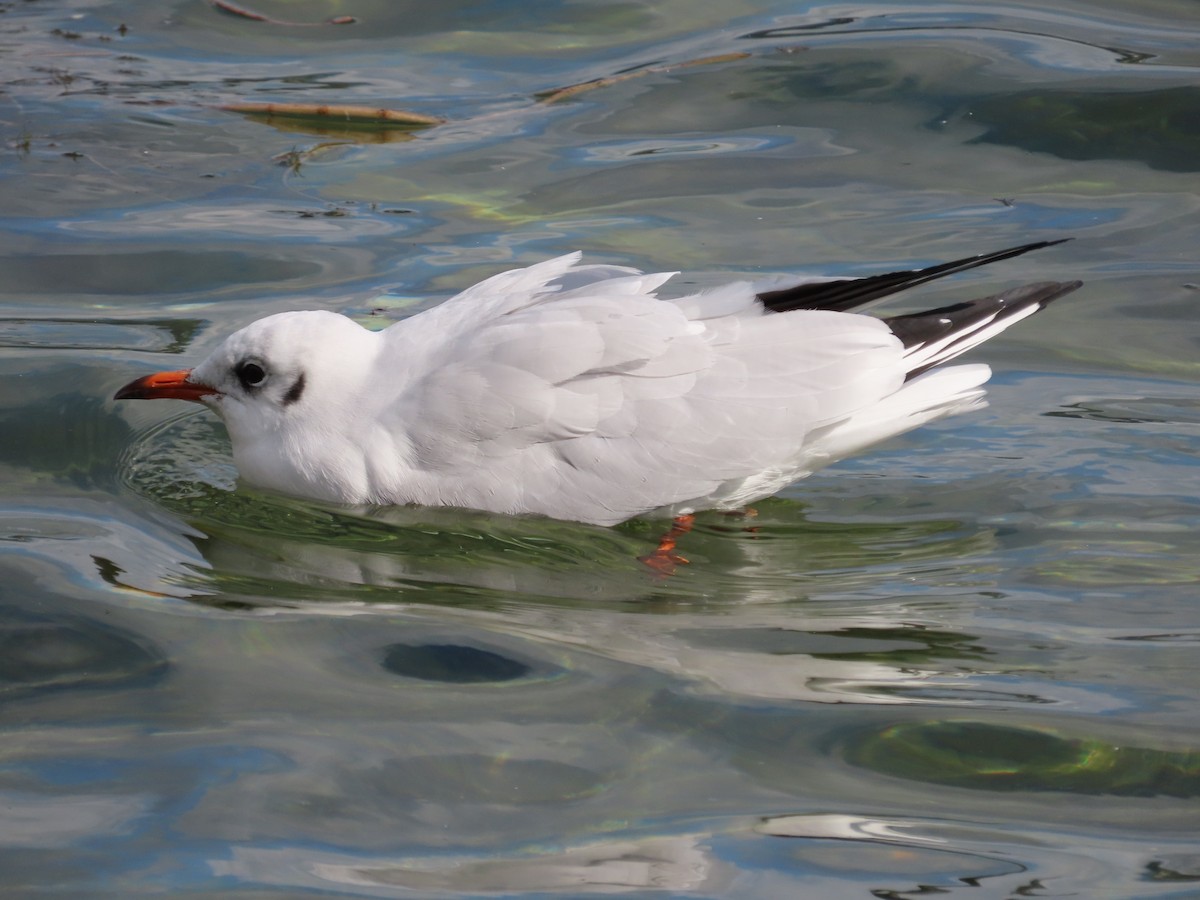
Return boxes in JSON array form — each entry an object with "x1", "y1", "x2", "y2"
[{"x1": 113, "y1": 370, "x2": 216, "y2": 403}]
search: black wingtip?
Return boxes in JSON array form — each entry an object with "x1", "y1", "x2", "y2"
[
  {"x1": 756, "y1": 238, "x2": 1074, "y2": 314},
  {"x1": 889, "y1": 279, "x2": 1084, "y2": 379}
]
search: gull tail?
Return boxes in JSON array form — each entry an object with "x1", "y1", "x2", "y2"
[{"x1": 806, "y1": 364, "x2": 994, "y2": 466}]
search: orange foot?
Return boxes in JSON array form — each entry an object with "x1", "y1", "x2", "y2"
[
  {"x1": 715, "y1": 507, "x2": 761, "y2": 535},
  {"x1": 638, "y1": 514, "x2": 695, "y2": 576}
]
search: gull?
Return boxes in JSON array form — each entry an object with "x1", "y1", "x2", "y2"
[{"x1": 115, "y1": 240, "x2": 1079, "y2": 566}]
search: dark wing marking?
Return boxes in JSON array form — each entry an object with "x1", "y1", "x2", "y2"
[
  {"x1": 756, "y1": 239, "x2": 1071, "y2": 314},
  {"x1": 885, "y1": 280, "x2": 1083, "y2": 379}
]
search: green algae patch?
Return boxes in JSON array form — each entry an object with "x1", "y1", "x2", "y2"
[{"x1": 847, "y1": 721, "x2": 1200, "y2": 798}]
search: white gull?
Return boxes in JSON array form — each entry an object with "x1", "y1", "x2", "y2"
[{"x1": 115, "y1": 240, "x2": 1080, "y2": 529}]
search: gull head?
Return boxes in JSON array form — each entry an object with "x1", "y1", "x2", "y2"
[{"x1": 115, "y1": 311, "x2": 380, "y2": 484}]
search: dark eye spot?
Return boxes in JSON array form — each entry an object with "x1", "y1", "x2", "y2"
[
  {"x1": 281, "y1": 373, "x2": 306, "y2": 406},
  {"x1": 235, "y1": 361, "x2": 266, "y2": 390}
]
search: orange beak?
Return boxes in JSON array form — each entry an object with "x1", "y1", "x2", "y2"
[{"x1": 114, "y1": 369, "x2": 219, "y2": 403}]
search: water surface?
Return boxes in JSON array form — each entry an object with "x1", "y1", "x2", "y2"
[{"x1": 3, "y1": 0, "x2": 1200, "y2": 896}]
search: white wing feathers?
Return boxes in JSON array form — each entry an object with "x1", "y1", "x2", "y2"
[{"x1": 378, "y1": 254, "x2": 935, "y2": 524}]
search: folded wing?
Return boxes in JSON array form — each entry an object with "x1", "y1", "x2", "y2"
[{"x1": 382, "y1": 257, "x2": 905, "y2": 523}]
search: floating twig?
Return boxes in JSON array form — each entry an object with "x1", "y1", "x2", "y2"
[
  {"x1": 212, "y1": 0, "x2": 357, "y2": 26},
  {"x1": 536, "y1": 52, "x2": 752, "y2": 104},
  {"x1": 221, "y1": 101, "x2": 445, "y2": 127},
  {"x1": 273, "y1": 141, "x2": 352, "y2": 173}
]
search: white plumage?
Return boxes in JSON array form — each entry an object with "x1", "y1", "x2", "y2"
[{"x1": 115, "y1": 243, "x2": 1080, "y2": 526}]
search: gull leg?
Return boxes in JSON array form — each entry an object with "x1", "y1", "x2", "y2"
[
  {"x1": 638, "y1": 514, "x2": 695, "y2": 575},
  {"x1": 718, "y1": 506, "x2": 761, "y2": 535}
]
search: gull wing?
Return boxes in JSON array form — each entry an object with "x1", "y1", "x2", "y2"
[{"x1": 377, "y1": 256, "x2": 905, "y2": 524}]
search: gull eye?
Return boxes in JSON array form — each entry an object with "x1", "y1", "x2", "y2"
[{"x1": 235, "y1": 361, "x2": 267, "y2": 390}]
